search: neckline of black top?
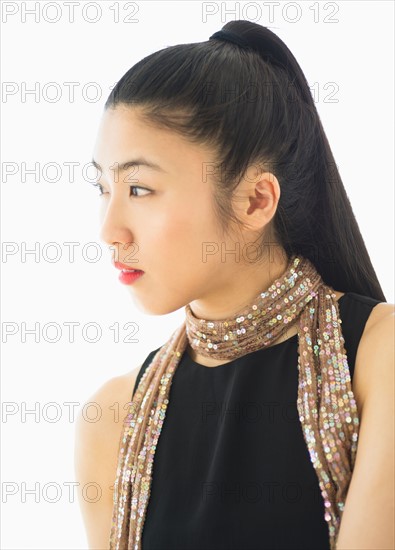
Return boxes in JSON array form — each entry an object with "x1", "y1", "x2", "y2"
[{"x1": 184, "y1": 292, "x2": 348, "y2": 370}]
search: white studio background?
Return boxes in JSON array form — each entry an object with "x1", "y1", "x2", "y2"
[{"x1": 1, "y1": 1, "x2": 394, "y2": 548}]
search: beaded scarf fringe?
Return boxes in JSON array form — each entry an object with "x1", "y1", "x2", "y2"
[{"x1": 109, "y1": 255, "x2": 359, "y2": 550}]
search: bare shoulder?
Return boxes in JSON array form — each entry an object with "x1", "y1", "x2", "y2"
[
  {"x1": 335, "y1": 301, "x2": 394, "y2": 548},
  {"x1": 74, "y1": 364, "x2": 142, "y2": 548},
  {"x1": 362, "y1": 300, "x2": 395, "y2": 331},
  {"x1": 352, "y1": 300, "x2": 395, "y2": 413}
]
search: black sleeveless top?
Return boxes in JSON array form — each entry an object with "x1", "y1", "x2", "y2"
[{"x1": 131, "y1": 292, "x2": 381, "y2": 550}]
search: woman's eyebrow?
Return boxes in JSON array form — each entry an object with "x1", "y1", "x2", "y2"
[{"x1": 91, "y1": 157, "x2": 166, "y2": 173}]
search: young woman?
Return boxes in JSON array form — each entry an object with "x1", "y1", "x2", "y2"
[{"x1": 74, "y1": 20, "x2": 394, "y2": 550}]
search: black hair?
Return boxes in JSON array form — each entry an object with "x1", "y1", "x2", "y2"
[{"x1": 104, "y1": 20, "x2": 386, "y2": 302}]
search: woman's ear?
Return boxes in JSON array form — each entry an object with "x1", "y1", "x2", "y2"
[{"x1": 232, "y1": 170, "x2": 281, "y2": 233}]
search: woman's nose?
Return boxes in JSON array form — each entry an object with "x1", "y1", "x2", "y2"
[{"x1": 98, "y1": 196, "x2": 134, "y2": 254}]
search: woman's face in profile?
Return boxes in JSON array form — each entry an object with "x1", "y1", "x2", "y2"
[{"x1": 92, "y1": 104, "x2": 250, "y2": 316}]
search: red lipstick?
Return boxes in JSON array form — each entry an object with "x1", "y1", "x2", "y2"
[{"x1": 113, "y1": 261, "x2": 145, "y2": 285}]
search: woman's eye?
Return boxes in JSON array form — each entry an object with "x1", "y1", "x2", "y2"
[
  {"x1": 91, "y1": 182, "x2": 108, "y2": 196},
  {"x1": 91, "y1": 183, "x2": 150, "y2": 197},
  {"x1": 130, "y1": 185, "x2": 151, "y2": 197}
]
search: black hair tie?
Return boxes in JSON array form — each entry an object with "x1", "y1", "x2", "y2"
[{"x1": 209, "y1": 29, "x2": 251, "y2": 49}]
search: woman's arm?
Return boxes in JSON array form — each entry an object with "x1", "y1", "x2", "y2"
[
  {"x1": 74, "y1": 366, "x2": 141, "y2": 549},
  {"x1": 336, "y1": 303, "x2": 395, "y2": 549}
]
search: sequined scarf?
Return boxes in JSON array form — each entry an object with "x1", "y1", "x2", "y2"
[{"x1": 109, "y1": 255, "x2": 359, "y2": 550}]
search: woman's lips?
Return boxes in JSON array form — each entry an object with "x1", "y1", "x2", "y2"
[
  {"x1": 113, "y1": 260, "x2": 144, "y2": 272},
  {"x1": 118, "y1": 269, "x2": 144, "y2": 285},
  {"x1": 113, "y1": 261, "x2": 144, "y2": 285}
]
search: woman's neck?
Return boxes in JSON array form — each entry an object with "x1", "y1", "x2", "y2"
[
  {"x1": 186, "y1": 289, "x2": 345, "y2": 368},
  {"x1": 187, "y1": 253, "x2": 290, "y2": 323}
]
